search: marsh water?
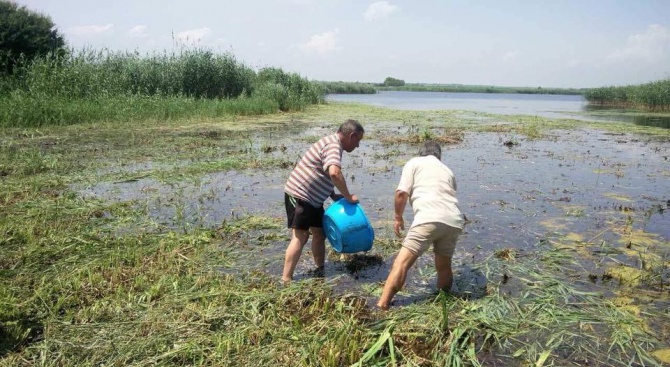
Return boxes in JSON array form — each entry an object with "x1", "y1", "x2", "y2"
[
  {"x1": 328, "y1": 91, "x2": 670, "y2": 128},
  {"x1": 79, "y1": 113, "x2": 670, "y2": 307}
]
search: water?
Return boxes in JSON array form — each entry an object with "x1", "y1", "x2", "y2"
[
  {"x1": 77, "y1": 124, "x2": 670, "y2": 303},
  {"x1": 327, "y1": 91, "x2": 670, "y2": 128}
]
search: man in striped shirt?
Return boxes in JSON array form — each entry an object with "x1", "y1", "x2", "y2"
[{"x1": 282, "y1": 119, "x2": 365, "y2": 282}]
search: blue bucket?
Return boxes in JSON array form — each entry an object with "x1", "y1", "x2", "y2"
[{"x1": 323, "y1": 199, "x2": 374, "y2": 253}]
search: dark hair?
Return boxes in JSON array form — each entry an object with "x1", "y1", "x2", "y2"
[
  {"x1": 419, "y1": 140, "x2": 441, "y2": 159},
  {"x1": 338, "y1": 119, "x2": 364, "y2": 135}
]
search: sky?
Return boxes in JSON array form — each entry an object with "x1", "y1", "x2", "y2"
[{"x1": 13, "y1": 0, "x2": 670, "y2": 88}]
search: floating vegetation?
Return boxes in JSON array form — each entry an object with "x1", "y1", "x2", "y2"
[
  {"x1": 380, "y1": 126, "x2": 464, "y2": 145},
  {"x1": 494, "y1": 248, "x2": 516, "y2": 260},
  {"x1": 604, "y1": 265, "x2": 647, "y2": 287}
]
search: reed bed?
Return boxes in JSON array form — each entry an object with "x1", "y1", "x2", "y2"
[
  {"x1": 0, "y1": 48, "x2": 324, "y2": 128},
  {"x1": 584, "y1": 79, "x2": 670, "y2": 111}
]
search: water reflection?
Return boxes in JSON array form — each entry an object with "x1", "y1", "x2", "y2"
[
  {"x1": 633, "y1": 115, "x2": 670, "y2": 128},
  {"x1": 583, "y1": 105, "x2": 670, "y2": 128}
]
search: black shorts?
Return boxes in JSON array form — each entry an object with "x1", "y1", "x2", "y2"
[{"x1": 285, "y1": 193, "x2": 324, "y2": 230}]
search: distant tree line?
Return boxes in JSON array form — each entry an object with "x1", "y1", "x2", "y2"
[
  {"x1": 314, "y1": 81, "x2": 376, "y2": 94},
  {"x1": 377, "y1": 83, "x2": 585, "y2": 95},
  {"x1": 383, "y1": 77, "x2": 405, "y2": 87}
]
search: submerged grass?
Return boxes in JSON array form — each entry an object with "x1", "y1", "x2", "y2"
[{"x1": 1, "y1": 103, "x2": 669, "y2": 366}]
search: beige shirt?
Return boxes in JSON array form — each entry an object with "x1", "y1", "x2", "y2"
[{"x1": 397, "y1": 155, "x2": 464, "y2": 229}]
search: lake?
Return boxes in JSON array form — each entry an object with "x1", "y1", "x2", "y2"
[{"x1": 327, "y1": 91, "x2": 670, "y2": 128}]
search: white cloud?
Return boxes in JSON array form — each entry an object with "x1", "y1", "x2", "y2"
[
  {"x1": 364, "y1": 1, "x2": 398, "y2": 21},
  {"x1": 566, "y1": 59, "x2": 582, "y2": 68},
  {"x1": 67, "y1": 24, "x2": 114, "y2": 36},
  {"x1": 175, "y1": 27, "x2": 212, "y2": 45},
  {"x1": 607, "y1": 24, "x2": 670, "y2": 64},
  {"x1": 127, "y1": 25, "x2": 148, "y2": 38},
  {"x1": 299, "y1": 29, "x2": 341, "y2": 55},
  {"x1": 502, "y1": 51, "x2": 519, "y2": 64}
]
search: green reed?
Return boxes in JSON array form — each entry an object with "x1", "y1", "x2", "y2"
[
  {"x1": 583, "y1": 78, "x2": 670, "y2": 111},
  {"x1": 0, "y1": 48, "x2": 324, "y2": 127}
]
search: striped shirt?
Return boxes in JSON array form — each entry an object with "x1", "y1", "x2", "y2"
[{"x1": 285, "y1": 134, "x2": 342, "y2": 207}]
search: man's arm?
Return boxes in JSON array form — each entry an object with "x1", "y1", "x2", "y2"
[
  {"x1": 328, "y1": 165, "x2": 358, "y2": 203},
  {"x1": 394, "y1": 190, "x2": 409, "y2": 237}
]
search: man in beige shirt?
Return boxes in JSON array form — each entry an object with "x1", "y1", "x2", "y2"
[{"x1": 378, "y1": 140, "x2": 465, "y2": 310}]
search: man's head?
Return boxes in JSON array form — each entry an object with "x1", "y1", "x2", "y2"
[
  {"x1": 419, "y1": 140, "x2": 441, "y2": 160},
  {"x1": 338, "y1": 119, "x2": 364, "y2": 152}
]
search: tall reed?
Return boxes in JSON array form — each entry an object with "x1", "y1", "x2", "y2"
[
  {"x1": 583, "y1": 79, "x2": 670, "y2": 111},
  {"x1": 0, "y1": 48, "x2": 324, "y2": 127}
]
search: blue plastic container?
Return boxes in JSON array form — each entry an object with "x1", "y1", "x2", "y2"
[{"x1": 323, "y1": 199, "x2": 374, "y2": 253}]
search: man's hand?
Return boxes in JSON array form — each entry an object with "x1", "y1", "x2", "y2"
[
  {"x1": 346, "y1": 194, "x2": 359, "y2": 204},
  {"x1": 394, "y1": 216, "x2": 404, "y2": 237},
  {"x1": 393, "y1": 191, "x2": 408, "y2": 237}
]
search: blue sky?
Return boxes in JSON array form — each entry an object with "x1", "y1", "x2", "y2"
[{"x1": 14, "y1": 0, "x2": 670, "y2": 88}]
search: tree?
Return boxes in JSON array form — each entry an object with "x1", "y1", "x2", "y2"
[
  {"x1": 0, "y1": 0, "x2": 66, "y2": 73},
  {"x1": 383, "y1": 77, "x2": 405, "y2": 87}
]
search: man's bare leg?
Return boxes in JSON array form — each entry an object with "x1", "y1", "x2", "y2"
[
  {"x1": 434, "y1": 254, "x2": 453, "y2": 292},
  {"x1": 310, "y1": 227, "x2": 326, "y2": 270},
  {"x1": 282, "y1": 228, "x2": 310, "y2": 282},
  {"x1": 377, "y1": 248, "x2": 418, "y2": 310}
]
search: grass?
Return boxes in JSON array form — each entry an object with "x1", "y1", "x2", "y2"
[{"x1": 1, "y1": 103, "x2": 669, "y2": 366}]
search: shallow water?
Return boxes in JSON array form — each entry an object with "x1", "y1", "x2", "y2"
[{"x1": 77, "y1": 123, "x2": 670, "y2": 306}]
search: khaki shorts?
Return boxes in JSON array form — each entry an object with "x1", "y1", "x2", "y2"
[{"x1": 402, "y1": 222, "x2": 461, "y2": 257}]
